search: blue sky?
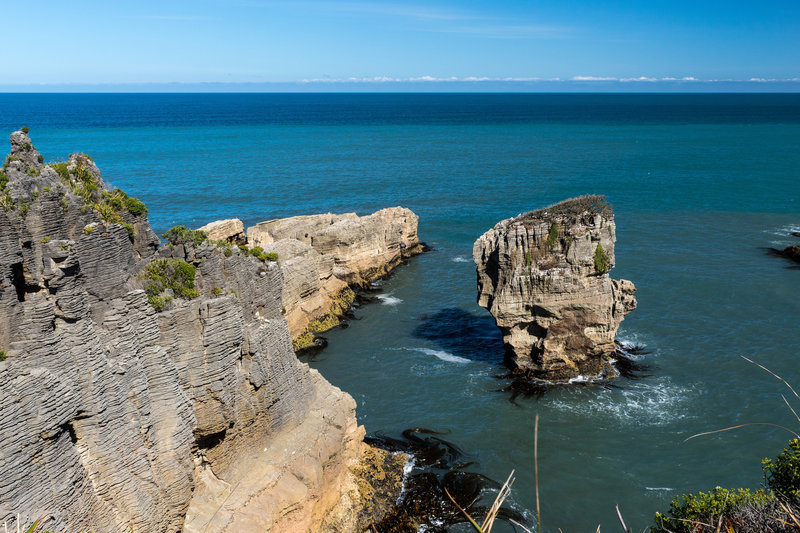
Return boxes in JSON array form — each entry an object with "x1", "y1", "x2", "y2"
[{"x1": 3, "y1": 0, "x2": 799, "y2": 90}]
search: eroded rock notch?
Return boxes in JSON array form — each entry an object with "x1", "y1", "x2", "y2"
[{"x1": 473, "y1": 196, "x2": 637, "y2": 381}]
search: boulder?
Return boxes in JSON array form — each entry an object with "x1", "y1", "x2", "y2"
[{"x1": 197, "y1": 218, "x2": 244, "y2": 243}]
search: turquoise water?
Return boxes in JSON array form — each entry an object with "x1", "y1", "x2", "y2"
[{"x1": 2, "y1": 94, "x2": 799, "y2": 531}]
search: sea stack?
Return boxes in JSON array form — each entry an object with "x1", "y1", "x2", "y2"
[{"x1": 473, "y1": 196, "x2": 637, "y2": 381}]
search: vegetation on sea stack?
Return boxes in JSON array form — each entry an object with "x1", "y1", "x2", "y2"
[{"x1": 593, "y1": 243, "x2": 610, "y2": 273}]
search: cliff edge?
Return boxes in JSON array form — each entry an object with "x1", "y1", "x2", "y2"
[
  {"x1": 473, "y1": 196, "x2": 637, "y2": 381},
  {"x1": 0, "y1": 130, "x2": 402, "y2": 532},
  {"x1": 247, "y1": 208, "x2": 423, "y2": 350}
]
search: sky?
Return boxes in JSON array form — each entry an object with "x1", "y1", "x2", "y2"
[{"x1": 2, "y1": 0, "x2": 799, "y2": 91}]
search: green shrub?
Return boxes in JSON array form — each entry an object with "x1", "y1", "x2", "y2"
[
  {"x1": 37, "y1": 154, "x2": 43, "y2": 164},
  {"x1": 125, "y1": 196, "x2": 147, "y2": 217},
  {"x1": 593, "y1": 243, "x2": 610, "y2": 273},
  {"x1": 653, "y1": 487, "x2": 773, "y2": 533},
  {"x1": 123, "y1": 223, "x2": 135, "y2": 242},
  {"x1": 763, "y1": 438, "x2": 800, "y2": 500},
  {"x1": 147, "y1": 294, "x2": 172, "y2": 312},
  {"x1": 161, "y1": 225, "x2": 207, "y2": 247},
  {"x1": 0, "y1": 350, "x2": 6, "y2": 361},
  {"x1": 0, "y1": 170, "x2": 7, "y2": 190},
  {"x1": 21, "y1": 126, "x2": 29, "y2": 134},
  {"x1": 546, "y1": 222, "x2": 559, "y2": 249},
  {"x1": 249, "y1": 246, "x2": 278, "y2": 262},
  {"x1": 49, "y1": 162, "x2": 70, "y2": 183},
  {"x1": 84, "y1": 225, "x2": 95, "y2": 235},
  {"x1": 41, "y1": 236, "x2": 50, "y2": 243},
  {"x1": 213, "y1": 287, "x2": 223, "y2": 296},
  {"x1": 524, "y1": 251, "x2": 532, "y2": 267},
  {"x1": 141, "y1": 258, "x2": 199, "y2": 311}
]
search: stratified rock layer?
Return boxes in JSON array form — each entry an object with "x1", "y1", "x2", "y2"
[
  {"x1": 197, "y1": 218, "x2": 244, "y2": 243},
  {"x1": 247, "y1": 208, "x2": 422, "y2": 347},
  {"x1": 0, "y1": 131, "x2": 401, "y2": 532},
  {"x1": 473, "y1": 196, "x2": 637, "y2": 381}
]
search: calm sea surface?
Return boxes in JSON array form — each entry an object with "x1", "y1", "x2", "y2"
[{"x1": 2, "y1": 93, "x2": 799, "y2": 531}]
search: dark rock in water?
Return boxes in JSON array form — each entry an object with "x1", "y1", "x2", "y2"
[
  {"x1": 365, "y1": 429, "x2": 529, "y2": 532},
  {"x1": 791, "y1": 232, "x2": 800, "y2": 238},
  {"x1": 765, "y1": 245, "x2": 800, "y2": 266},
  {"x1": 499, "y1": 343, "x2": 651, "y2": 403},
  {"x1": 473, "y1": 195, "x2": 637, "y2": 382},
  {"x1": 780, "y1": 245, "x2": 800, "y2": 264}
]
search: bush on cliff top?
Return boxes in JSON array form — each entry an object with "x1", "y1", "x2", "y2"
[
  {"x1": 162, "y1": 225, "x2": 207, "y2": 247},
  {"x1": 522, "y1": 195, "x2": 613, "y2": 221}
]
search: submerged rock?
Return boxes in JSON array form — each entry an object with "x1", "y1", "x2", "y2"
[{"x1": 473, "y1": 196, "x2": 637, "y2": 381}]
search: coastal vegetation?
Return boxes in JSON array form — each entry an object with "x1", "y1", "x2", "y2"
[
  {"x1": 141, "y1": 258, "x2": 199, "y2": 311},
  {"x1": 653, "y1": 440, "x2": 800, "y2": 532},
  {"x1": 546, "y1": 222, "x2": 559, "y2": 249},
  {"x1": 593, "y1": 243, "x2": 610, "y2": 273},
  {"x1": 47, "y1": 157, "x2": 147, "y2": 241},
  {"x1": 161, "y1": 225, "x2": 207, "y2": 247}
]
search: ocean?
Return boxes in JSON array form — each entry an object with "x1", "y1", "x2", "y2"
[{"x1": 2, "y1": 93, "x2": 799, "y2": 531}]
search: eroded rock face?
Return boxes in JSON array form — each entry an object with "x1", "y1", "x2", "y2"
[
  {"x1": 247, "y1": 207, "x2": 422, "y2": 347},
  {"x1": 473, "y1": 196, "x2": 637, "y2": 381},
  {"x1": 0, "y1": 131, "x2": 400, "y2": 532}
]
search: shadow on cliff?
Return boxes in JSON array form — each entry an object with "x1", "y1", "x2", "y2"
[{"x1": 411, "y1": 307, "x2": 505, "y2": 364}]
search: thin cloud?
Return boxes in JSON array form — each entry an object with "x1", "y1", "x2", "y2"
[
  {"x1": 259, "y1": 1, "x2": 474, "y2": 21},
  {"x1": 297, "y1": 76, "x2": 800, "y2": 84},
  {"x1": 126, "y1": 15, "x2": 212, "y2": 21},
  {"x1": 436, "y1": 24, "x2": 572, "y2": 39},
  {"x1": 571, "y1": 76, "x2": 617, "y2": 81}
]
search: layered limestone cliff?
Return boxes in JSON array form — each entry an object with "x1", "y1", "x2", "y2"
[
  {"x1": 247, "y1": 209, "x2": 423, "y2": 350},
  {"x1": 0, "y1": 131, "x2": 401, "y2": 532},
  {"x1": 473, "y1": 196, "x2": 637, "y2": 381}
]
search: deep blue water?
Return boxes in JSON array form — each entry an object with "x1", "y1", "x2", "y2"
[{"x1": 2, "y1": 93, "x2": 799, "y2": 531}]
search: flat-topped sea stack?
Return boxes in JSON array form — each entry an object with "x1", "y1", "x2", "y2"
[
  {"x1": 247, "y1": 208, "x2": 423, "y2": 350},
  {"x1": 473, "y1": 196, "x2": 637, "y2": 381}
]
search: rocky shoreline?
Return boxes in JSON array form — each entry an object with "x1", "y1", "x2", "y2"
[{"x1": 0, "y1": 130, "x2": 414, "y2": 532}]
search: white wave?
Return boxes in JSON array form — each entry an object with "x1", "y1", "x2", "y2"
[
  {"x1": 767, "y1": 225, "x2": 800, "y2": 237},
  {"x1": 377, "y1": 294, "x2": 403, "y2": 306},
  {"x1": 549, "y1": 379, "x2": 696, "y2": 426},
  {"x1": 451, "y1": 256, "x2": 470, "y2": 263},
  {"x1": 414, "y1": 347, "x2": 471, "y2": 364},
  {"x1": 646, "y1": 486, "x2": 675, "y2": 491}
]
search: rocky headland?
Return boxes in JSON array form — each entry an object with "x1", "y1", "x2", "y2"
[
  {"x1": 0, "y1": 130, "x2": 407, "y2": 532},
  {"x1": 473, "y1": 196, "x2": 637, "y2": 381},
  {"x1": 246, "y1": 208, "x2": 423, "y2": 351}
]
